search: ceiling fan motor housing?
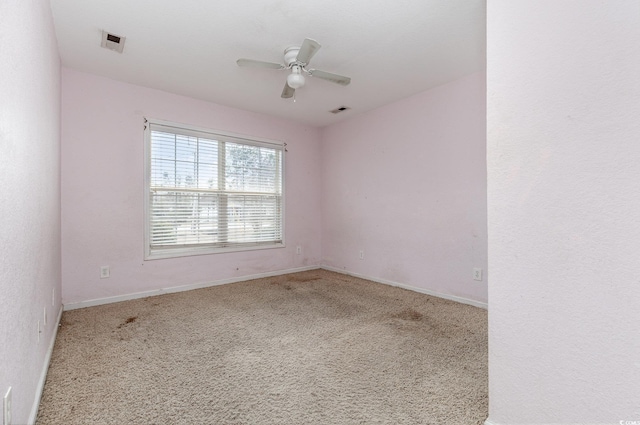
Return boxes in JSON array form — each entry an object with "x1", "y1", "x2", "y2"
[{"x1": 284, "y1": 46, "x2": 301, "y2": 66}]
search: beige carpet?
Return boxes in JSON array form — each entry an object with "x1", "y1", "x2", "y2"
[{"x1": 37, "y1": 269, "x2": 488, "y2": 424}]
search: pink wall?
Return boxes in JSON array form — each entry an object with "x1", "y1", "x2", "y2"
[
  {"x1": 321, "y1": 72, "x2": 487, "y2": 304},
  {"x1": 0, "y1": 1, "x2": 62, "y2": 423},
  {"x1": 61, "y1": 69, "x2": 322, "y2": 305},
  {"x1": 487, "y1": 1, "x2": 640, "y2": 423}
]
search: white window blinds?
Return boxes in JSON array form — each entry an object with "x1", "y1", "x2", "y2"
[{"x1": 144, "y1": 121, "x2": 284, "y2": 259}]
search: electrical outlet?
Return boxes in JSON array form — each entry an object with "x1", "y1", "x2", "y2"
[
  {"x1": 473, "y1": 268, "x2": 483, "y2": 281},
  {"x1": 4, "y1": 387, "x2": 11, "y2": 425},
  {"x1": 100, "y1": 266, "x2": 110, "y2": 279},
  {"x1": 296, "y1": 246, "x2": 301, "y2": 255},
  {"x1": 359, "y1": 250, "x2": 364, "y2": 260}
]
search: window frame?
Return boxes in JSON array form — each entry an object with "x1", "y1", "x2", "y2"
[{"x1": 143, "y1": 118, "x2": 286, "y2": 260}]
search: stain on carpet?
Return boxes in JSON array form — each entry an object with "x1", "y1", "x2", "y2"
[
  {"x1": 285, "y1": 274, "x2": 322, "y2": 283},
  {"x1": 391, "y1": 308, "x2": 424, "y2": 321},
  {"x1": 117, "y1": 316, "x2": 138, "y2": 329}
]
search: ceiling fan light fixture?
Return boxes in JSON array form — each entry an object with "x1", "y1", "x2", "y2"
[{"x1": 287, "y1": 66, "x2": 305, "y2": 89}]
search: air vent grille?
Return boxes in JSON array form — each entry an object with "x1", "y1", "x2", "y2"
[
  {"x1": 101, "y1": 30, "x2": 126, "y2": 53},
  {"x1": 329, "y1": 106, "x2": 351, "y2": 114}
]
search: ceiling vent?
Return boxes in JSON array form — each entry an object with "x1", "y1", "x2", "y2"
[
  {"x1": 101, "y1": 30, "x2": 126, "y2": 53},
  {"x1": 329, "y1": 106, "x2": 351, "y2": 114}
]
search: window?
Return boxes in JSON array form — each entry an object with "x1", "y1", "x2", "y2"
[{"x1": 144, "y1": 119, "x2": 284, "y2": 259}]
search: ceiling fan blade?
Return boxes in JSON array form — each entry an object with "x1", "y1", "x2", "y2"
[
  {"x1": 281, "y1": 83, "x2": 295, "y2": 99},
  {"x1": 308, "y1": 69, "x2": 351, "y2": 86},
  {"x1": 236, "y1": 58, "x2": 284, "y2": 69},
  {"x1": 296, "y1": 38, "x2": 321, "y2": 65}
]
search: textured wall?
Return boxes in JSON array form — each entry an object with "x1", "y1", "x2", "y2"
[
  {"x1": 61, "y1": 69, "x2": 322, "y2": 305},
  {"x1": 321, "y1": 73, "x2": 487, "y2": 304},
  {"x1": 487, "y1": 1, "x2": 640, "y2": 423},
  {"x1": 0, "y1": 0, "x2": 62, "y2": 423}
]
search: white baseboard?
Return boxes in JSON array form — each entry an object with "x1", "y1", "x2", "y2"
[
  {"x1": 28, "y1": 304, "x2": 63, "y2": 424},
  {"x1": 484, "y1": 419, "x2": 498, "y2": 425},
  {"x1": 63, "y1": 264, "x2": 488, "y2": 311},
  {"x1": 321, "y1": 266, "x2": 488, "y2": 310},
  {"x1": 63, "y1": 265, "x2": 319, "y2": 311}
]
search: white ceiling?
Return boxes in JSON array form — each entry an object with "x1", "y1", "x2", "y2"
[{"x1": 50, "y1": 0, "x2": 486, "y2": 127}]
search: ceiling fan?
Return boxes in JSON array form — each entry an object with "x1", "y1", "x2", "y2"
[{"x1": 236, "y1": 38, "x2": 351, "y2": 99}]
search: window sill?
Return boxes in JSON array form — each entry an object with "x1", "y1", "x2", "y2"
[{"x1": 145, "y1": 242, "x2": 286, "y2": 260}]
